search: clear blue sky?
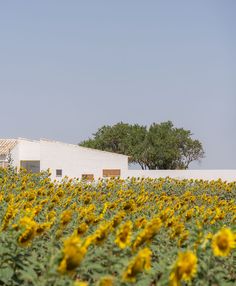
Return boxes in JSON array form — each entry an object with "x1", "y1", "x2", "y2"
[{"x1": 0, "y1": 1, "x2": 235, "y2": 169}]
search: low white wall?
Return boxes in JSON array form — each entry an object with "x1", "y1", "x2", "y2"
[{"x1": 124, "y1": 170, "x2": 236, "y2": 182}]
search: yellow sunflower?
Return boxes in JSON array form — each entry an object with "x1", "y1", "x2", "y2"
[
  {"x1": 58, "y1": 235, "x2": 87, "y2": 274},
  {"x1": 169, "y1": 251, "x2": 197, "y2": 286},
  {"x1": 115, "y1": 220, "x2": 132, "y2": 249},
  {"x1": 18, "y1": 216, "x2": 37, "y2": 247},
  {"x1": 211, "y1": 228, "x2": 235, "y2": 257},
  {"x1": 74, "y1": 281, "x2": 88, "y2": 286},
  {"x1": 122, "y1": 248, "x2": 152, "y2": 283},
  {"x1": 98, "y1": 276, "x2": 114, "y2": 286},
  {"x1": 132, "y1": 217, "x2": 162, "y2": 251}
]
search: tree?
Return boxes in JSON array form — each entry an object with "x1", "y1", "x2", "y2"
[
  {"x1": 79, "y1": 121, "x2": 204, "y2": 170},
  {"x1": 80, "y1": 123, "x2": 132, "y2": 154},
  {"x1": 142, "y1": 121, "x2": 204, "y2": 169},
  {"x1": 176, "y1": 132, "x2": 204, "y2": 169},
  {"x1": 143, "y1": 121, "x2": 180, "y2": 169}
]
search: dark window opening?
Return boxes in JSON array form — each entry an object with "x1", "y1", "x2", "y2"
[
  {"x1": 20, "y1": 161, "x2": 40, "y2": 173},
  {"x1": 56, "y1": 169, "x2": 62, "y2": 177}
]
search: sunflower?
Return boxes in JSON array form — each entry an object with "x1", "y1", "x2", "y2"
[
  {"x1": 60, "y1": 209, "x2": 73, "y2": 227},
  {"x1": 83, "y1": 235, "x2": 95, "y2": 248},
  {"x1": 211, "y1": 228, "x2": 235, "y2": 257},
  {"x1": 115, "y1": 220, "x2": 132, "y2": 249},
  {"x1": 177, "y1": 230, "x2": 189, "y2": 247},
  {"x1": 134, "y1": 217, "x2": 147, "y2": 229},
  {"x1": 74, "y1": 281, "x2": 88, "y2": 286},
  {"x1": 98, "y1": 276, "x2": 114, "y2": 286},
  {"x1": 122, "y1": 248, "x2": 152, "y2": 283},
  {"x1": 185, "y1": 208, "x2": 195, "y2": 221},
  {"x1": 18, "y1": 227, "x2": 36, "y2": 246},
  {"x1": 169, "y1": 251, "x2": 197, "y2": 286},
  {"x1": 17, "y1": 216, "x2": 38, "y2": 247},
  {"x1": 58, "y1": 235, "x2": 87, "y2": 274},
  {"x1": 91, "y1": 222, "x2": 112, "y2": 245},
  {"x1": 35, "y1": 222, "x2": 51, "y2": 236},
  {"x1": 76, "y1": 222, "x2": 89, "y2": 236},
  {"x1": 170, "y1": 222, "x2": 185, "y2": 239},
  {"x1": 112, "y1": 211, "x2": 126, "y2": 228},
  {"x1": 1, "y1": 204, "x2": 16, "y2": 230},
  {"x1": 132, "y1": 217, "x2": 162, "y2": 251}
]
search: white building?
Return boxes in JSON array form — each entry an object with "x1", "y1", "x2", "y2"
[
  {"x1": 0, "y1": 138, "x2": 129, "y2": 180},
  {"x1": 1, "y1": 138, "x2": 235, "y2": 182}
]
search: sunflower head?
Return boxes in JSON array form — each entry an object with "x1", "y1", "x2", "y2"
[
  {"x1": 122, "y1": 248, "x2": 152, "y2": 283},
  {"x1": 211, "y1": 227, "x2": 235, "y2": 257},
  {"x1": 58, "y1": 235, "x2": 87, "y2": 274},
  {"x1": 98, "y1": 276, "x2": 114, "y2": 286},
  {"x1": 169, "y1": 251, "x2": 197, "y2": 286},
  {"x1": 115, "y1": 220, "x2": 133, "y2": 249}
]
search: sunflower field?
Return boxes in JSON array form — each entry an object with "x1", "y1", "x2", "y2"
[{"x1": 0, "y1": 168, "x2": 236, "y2": 286}]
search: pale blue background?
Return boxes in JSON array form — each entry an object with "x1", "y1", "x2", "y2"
[{"x1": 0, "y1": 1, "x2": 235, "y2": 169}]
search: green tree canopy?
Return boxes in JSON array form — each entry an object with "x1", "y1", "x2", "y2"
[{"x1": 79, "y1": 121, "x2": 204, "y2": 170}]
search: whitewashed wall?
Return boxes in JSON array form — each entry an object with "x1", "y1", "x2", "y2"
[
  {"x1": 40, "y1": 140, "x2": 129, "y2": 180},
  {"x1": 11, "y1": 143, "x2": 19, "y2": 167},
  {"x1": 124, "y1": 170, "x2": 236, "y2": 182},
  {"x1": 18, "y1": 139, "x2": 40, "y2": 161},
  {"x1": 11, "y1": 139, "x2": 40, "y2": 168}
]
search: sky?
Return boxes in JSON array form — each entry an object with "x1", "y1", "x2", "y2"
[{"x1": 0, "y1": 1, "x2": 235, "y2": 169}]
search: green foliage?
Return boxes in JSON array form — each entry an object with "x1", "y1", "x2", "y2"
[{"x1": 79, "y1": 121, "x2": 204, "y2": 169}]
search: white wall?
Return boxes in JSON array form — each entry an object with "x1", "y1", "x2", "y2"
[
  {"x1": 40, "y1": 140, "x2": 129, "y2": 180},
  {"x1": 11, "y1": 143, "x2": 19, "y2": 167},
  {"x1": 11, "y1": 139, "x2": 40, "y2": 168},
  {"x1": 18, "y1": 139, "x2": 40, "y2": 161},
  {"x1": 124, "y1": 170, "x2": 236, "y2": 182}
]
